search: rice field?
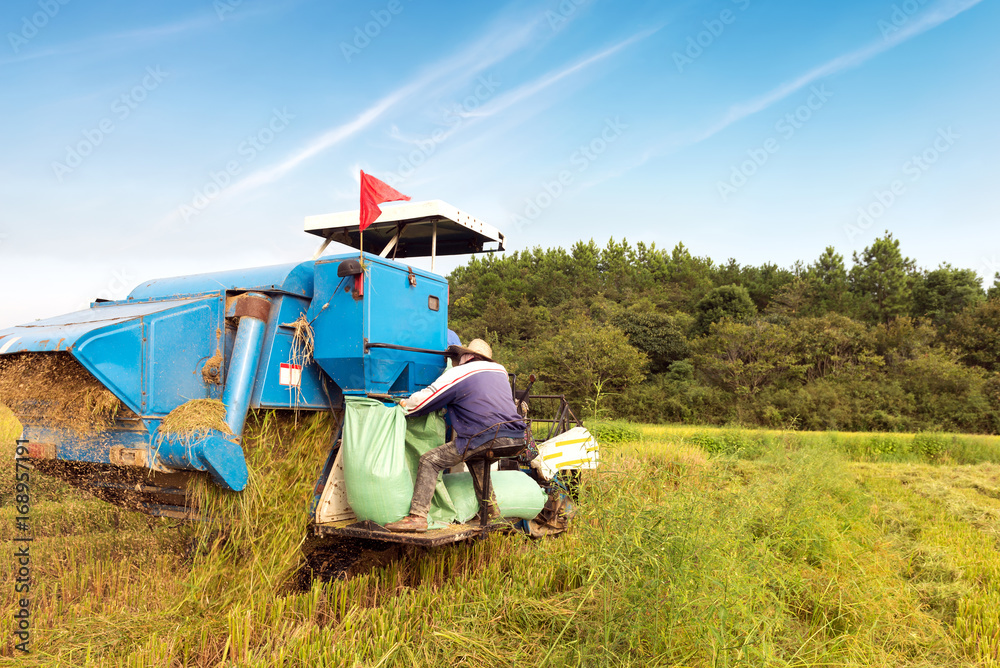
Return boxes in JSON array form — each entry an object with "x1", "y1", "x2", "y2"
[{"x1": 3, "y1": 405, "x2": 1000, "y2": 666}]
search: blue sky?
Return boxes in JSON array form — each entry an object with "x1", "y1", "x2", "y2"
[{"x1": 0, "y1": 0, "x2": 996, "y2": 327}]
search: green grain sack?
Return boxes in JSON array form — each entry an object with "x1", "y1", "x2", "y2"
[
  {"x1": 442, "y1": 470, "x2": 547, "y2": 520},
  {"x1": 404, "y1": 411, "x2": 462, "y2": 528},
  {"x1": 342, "y1": 397, "x2": 411, "y2": 524}
]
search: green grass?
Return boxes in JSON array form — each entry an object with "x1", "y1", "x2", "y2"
[
  {"x1": 4, "y1": 406, "x2": 1000, "y2": 665},
  {"x1": 598, "y1": 422, "x2": 1000, "y2": 466}
]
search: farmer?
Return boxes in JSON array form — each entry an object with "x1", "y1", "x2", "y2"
[{"x1": 385, "y1": 338, "x2": 526, "y2": 533}]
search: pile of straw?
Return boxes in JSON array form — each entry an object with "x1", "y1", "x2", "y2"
[
  {"x1": 0, "y1": 352, "x2": 127, "y2": 432},
  {"x1": 159, "y1": 399, "x2": 232, "y2": 439}
]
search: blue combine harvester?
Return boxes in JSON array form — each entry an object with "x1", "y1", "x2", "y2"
[{"x1": 0, "y1": 201, "x2": 591, "y2": 548}]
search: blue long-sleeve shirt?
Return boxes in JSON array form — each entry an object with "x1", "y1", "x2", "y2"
[{"x1": 401, "y1": 360, "x2": 526, "y2": 454}]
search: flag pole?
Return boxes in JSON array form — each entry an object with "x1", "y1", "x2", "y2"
[
  {"x1": 359, "y1": 170, "x2": 363, "y2": 266},
  {"x1": 359, "y1": 175, "x2": 364, "y2": 299}
]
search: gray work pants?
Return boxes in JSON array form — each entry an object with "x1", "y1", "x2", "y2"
[{"x1": 409, "y1": 437, "x2": 524, "y2": 518}]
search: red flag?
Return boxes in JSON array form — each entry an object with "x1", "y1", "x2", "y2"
[{"x1": 359, "y1": 171, "x2": 410, "y2": 231}]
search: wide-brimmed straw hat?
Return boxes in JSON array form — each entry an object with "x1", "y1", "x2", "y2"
[{"x1": 448, "y1": 338, "x2": 493, "y2": 362}]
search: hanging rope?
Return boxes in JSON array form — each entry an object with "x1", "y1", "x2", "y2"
[
  {"x1": 288, "y1": 313, "x2": 315, "y2": 368},
  {"x1": 283, "y1": 313, "x2": 316, "y2": 418}
]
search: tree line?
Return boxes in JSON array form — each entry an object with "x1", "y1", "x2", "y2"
[{"x1": 447, "y1": 234, "x2": 1000, "y2": 434}]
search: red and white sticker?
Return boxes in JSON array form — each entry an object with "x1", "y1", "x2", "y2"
[{"x1": 279, "y1": 363, "x2": 302, "y2": 387}]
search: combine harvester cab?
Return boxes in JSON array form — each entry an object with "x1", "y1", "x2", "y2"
[{"x1": 0, "y1": 200, "x2": 596, "y2": 545}]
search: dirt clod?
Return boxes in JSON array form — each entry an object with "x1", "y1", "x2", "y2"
[{"x1": 201, "y1": 350, "x2": 223, "y2": 385}]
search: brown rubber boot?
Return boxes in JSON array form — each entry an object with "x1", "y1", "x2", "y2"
[{"x1": 384, "y1": 514, "x2": 428, "y2": 533}]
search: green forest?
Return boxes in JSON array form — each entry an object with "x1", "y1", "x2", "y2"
[{"x1": 447, "y1": 233, "x2": 1000, "y2": 434}]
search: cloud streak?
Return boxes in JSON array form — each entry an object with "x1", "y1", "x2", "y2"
[
  {"x1": 326, "y1": 0, "x2": 980, "y2": 202},
  {"x1": 0, "y1": 14, "x2": 218, "y2": 67},
  {"x1": 589, "y1": 0, "x2": 986, "y2": 188},
  {"x1": 464, "y1": 26, "x2": 661, "y2": 123},
  {"x1": 214, "y1": 18, "x2": 544, "y2": 204},
  {"x1": 684, "y1": 0, "x2": 985, "y2": 147},
  {"x1": 384, "y1": 27, "x2": 659, "y2": 171},
  {"x1": 0, "y1": 1, "x2": 293, "y2": 67}
]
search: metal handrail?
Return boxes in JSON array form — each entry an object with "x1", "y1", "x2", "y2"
[{"x1": 364, "y1": 342, "x2": 451, "y2": 356}]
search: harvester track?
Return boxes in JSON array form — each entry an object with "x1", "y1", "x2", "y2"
[{"x1": 296, "y1": 536, "x2": 419, "y2": 586}]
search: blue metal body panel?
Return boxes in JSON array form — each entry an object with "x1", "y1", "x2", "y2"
[
  {"x1": 0, "y1": 298, "x2": 206, "y2": 355},
  {"x1": 126, "y1": 261, "x2": 314, "y2": 302},
  {"x1": 71, "y1": 317, "x2": 147, "y2": 416},
  {"x1": 23, "y1": 424, "x2": 150, "y2": 464},
  {"x1": 365, "y1": 257, "x2": 449, "y2": 391},
  {"x1": 252, "y1": 294, "x2": 334, "y2": 410},
  {"x1": 309, "y1": 260, "x2": 364, "y2": 392},
  {"x1": 309, "y1": 253, "x2": 448, "y2": 395},
  {"x1": 139, "y1": 298, "x2": 223, "y2": 415}
]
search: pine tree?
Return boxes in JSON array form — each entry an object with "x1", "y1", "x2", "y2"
[{"x1": 849, "y1": 232, "x2": 916, "y2": 325}]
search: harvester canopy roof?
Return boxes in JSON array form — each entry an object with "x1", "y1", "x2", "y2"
[{"x1": 304, "y1": 199, "x2": 504, "y2": 259}]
